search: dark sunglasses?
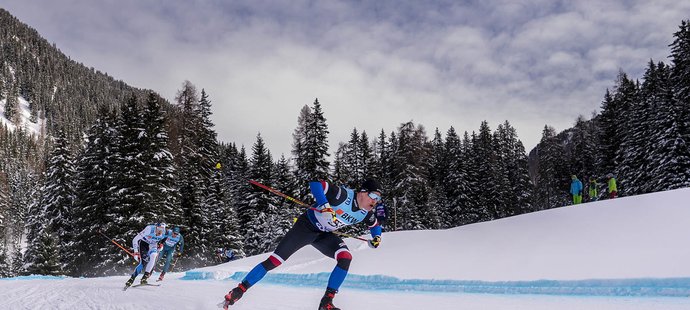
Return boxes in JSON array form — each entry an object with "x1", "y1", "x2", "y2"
[{"x1": 368, "y1": 192, "x2": 382, "y2": 202}]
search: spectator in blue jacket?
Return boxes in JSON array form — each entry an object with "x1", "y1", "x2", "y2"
[{"x1": 570, "y1": 175, "x2": 583, "y2": 205}]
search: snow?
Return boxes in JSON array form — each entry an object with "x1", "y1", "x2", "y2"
[
  {"x1": 0, "y1": 95, "x2": 45, "y2": 137},
  {"x1": 2, "y1": 188, "x2": 690, "y2": 309}
]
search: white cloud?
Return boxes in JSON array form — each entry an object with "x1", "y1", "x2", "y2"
[{"x1": 2, "y1": 0, "x2": 688, "y2": 157}]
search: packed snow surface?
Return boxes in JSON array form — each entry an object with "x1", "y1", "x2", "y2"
[{"x1": 2, "y1": 188, "x2": 690, "y2": 309}]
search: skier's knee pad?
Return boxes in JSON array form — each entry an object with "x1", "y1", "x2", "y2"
[
  {"x1": 261, "y1": 254, "x2": 284, "y2": 271},
  {"x1": 335, "y1": 250, "x2": 352, "y2": 270}
]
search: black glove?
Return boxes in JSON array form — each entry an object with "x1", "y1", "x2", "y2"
[{"x1": 368, "y1": 236, "x2": 381, "y2": 249}]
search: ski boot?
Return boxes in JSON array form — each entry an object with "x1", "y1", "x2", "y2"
[
  {"x1": 222, "y1": 282, "x2": 248, "y2": 309},
  {"x1": 140, "y1": 272, "x2": 151, "y2": 285},
  {"x1": 157, "y1": 272, "x2": 166, "y2": 282},
  {"x1": 318, "y1": 288, "x2": 340, "y2": 310},
  {"x1": 123, "y1": 275, "x2": 136, "y2": 290}
]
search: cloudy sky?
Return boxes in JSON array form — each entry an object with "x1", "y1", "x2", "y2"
[{"x1": 2, "y1": 0, "x2": 689, "y2": 157}]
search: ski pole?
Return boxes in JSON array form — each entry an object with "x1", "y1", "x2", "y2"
[
  {"x1": 249, "y1": 179, "x2": 309, "y2": 206},
  {"x1": 249, "y1": 179, "x2": 324, "y2": 214},
  {"x1": 169, "y1": 254, "x2": 180, "y2": 273},
  {"x1": 97, "y1": 230, "x2": 137, "y2": 259},
  {"x1": 248, "y1": 180, "x2": 370, "y2": 242}
]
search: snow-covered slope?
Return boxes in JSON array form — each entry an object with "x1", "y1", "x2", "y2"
[
  {"x1": 0, "y1": 95, "x2": 45, "y2": 137},
  {"x1": 2, "y1": 188, "x2": 690, "y2": 310}
]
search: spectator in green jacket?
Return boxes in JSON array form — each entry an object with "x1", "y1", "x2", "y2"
[
  {"x1": 588, "y1": 177, "x2": 598, "y2": 201},
  {"x1": 607, "y1": 174, "x2": 617, "y2": 199}
]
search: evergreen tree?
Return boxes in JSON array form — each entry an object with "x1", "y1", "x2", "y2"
[
  {"x1": 389, "y1": 122, "x2": 431, "y2": 230},
  {"x1": 600, "y1": 72, "x2": 637, "y2": 182},
  {"x1": 192, "y1": 89, "x2": 221, "y2": 264},
  {"x1": 0, "y1": 171, "x2": 8, "y2": 249},
  {"x1": 660, "y1": 20, "x2": 690, "y2": 190},
  {"x1": 246, "y1": 133, "x2": 274, "y2": 255},
  {"x1": 273, "y1": 154, "x2": 300, "y2": 221},
  {"x1": 291, "y1": 105, "x2": 311, "y2": 199},
  {"x1": 443, "y1": 127, "x2": 469, "y2": 227},
  {"x1": 21, "y1": 180, "x2": 44, "y2": 275},
  {"x1": 207, "y1": 162, "x2": 230, "y2": 260},
  {"x1": 494, "y1": 121, "x2": 533, "y2": 216},
  {"x1": 70, "y1": 110, "x2": 123, "y2": 276},
  {"x1": 569, "y1": 115, "x2": 598, "y2": 190},
  {"x1": 373, "y1": 130, "x2": 394, "y2": 198},
  {"x1": 535, "y1": 125, "x2": 561, "y2": 210},
  {"x1": 3, "y1": 79, "x2": 18, "y2": 124},
  {"x1": 342, "y1": 128, "x2": 361, "y2": 187},
  {"x1": 0, "y1": 247, "x2": 12, "y2": 277},
  {"x1": 25, "y1": 229, "x2": 61, "y2": 276},
  {"x1": 332, "y1": 142, "x2": 347, "y2": 184},
  {"x1": 175, "y1": 82, "x2": 217, "y2": 267},
  {"x1": 40, "y1": 129, "x2": 75, "y2": 273},
  {"x1": 140, "y1": 92, "x2": 178, "y2": 224},
  {"x1": 222, "y1": 144, "x2": 248, "y2": 259},
  {"x1": 302, "y1": 99, "x2": 330, "y2": 182},
  {"x1": 11, "y1": 244, "x2": 23, "y2": 276},
  {"x1": 620, "y1": 61, "x2": 666, "y2": 194}
]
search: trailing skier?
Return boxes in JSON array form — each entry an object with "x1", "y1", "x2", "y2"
[
  {"x1": 124, "y1": 222, "x2": 168, "y2": 289},
  {"x1": 157, "y1": 226, "x2": 184, "y2": 282},
  {"x1": 221, "y1": 178, "x2": 384, "y2": 310}
]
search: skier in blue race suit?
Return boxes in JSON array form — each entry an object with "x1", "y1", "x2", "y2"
[
  {"x1": 222, "y1": 179, "x2": 384, "y2": 310},
  {"x1": 124, "y1": 222, "x2": 168, "y2": 288},
  {"x1": 156, "y1": 226, "x2": 184, "y2": 282}
]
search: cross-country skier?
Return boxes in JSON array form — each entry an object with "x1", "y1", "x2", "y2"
[
  {"x1": 156, "y1": 226, "x2": 184, "y2": 282},
  {"x1": 221, "y1": 178, "x2": 384, "y2": 310},
  {"x1": 124, "y1": 222, "x2": 168, "y2": 289}
]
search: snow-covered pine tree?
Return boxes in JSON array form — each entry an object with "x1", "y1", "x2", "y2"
[
  {"x1": 343, "y1": 128, "x2": 361, "y2": 187},
  {"x1": 291, "y1": 104, "x2": 312, "y2": 200},
  {"x1": 40, "y1": 129, "x2": 75, "y2": 274},
  {"x1": 332, "y1": 142, "x2": 347, "y2": 184},
  {"x1": 175, "y1": 82, "x2": 216, "y2": 267},
  {"x1": 188, "y1": 89, "x2": 221, "y2": 265},
  {"x1": 21, "y1": 179, "x2": 44, "y2": 275},
  {"x1": 6, "y1": 167, "x2": 37, "y2": 253},
  {"x1": 443, "y1": 127, "x2": 468, "y2": 227},
  {"x1": 70, "y1": 110, "x2": 124, "y2": 276},
  {"x1": 246, "y1": 133, "x2": 274, "y2": 255},
  {"x1": 494, "y1": 121, "x2": 533, "y2": 216},
  {"x1": 491, "y1": 123, "x2": 513, "y2": 219},
  {"x1": 0, "y1": 170, "x2": 7, "y2": 246},
  {"x1": 141, "y1": 92, "x2": 179, "y2": 224},
  {"x1": 599, "y1": 72, "x2": 637, "y2": 186},
  {"x1": 11, "y1": 244, "x2": 22, "y2": 276},
  {"x1": 302, "y1": 99, "x2": 330, "y2": 182},
  {"x1": 469, "y1": 121, "x2": 497, "y2": 221},
  {"x1": 658, "y1": 20, "x2": 690, "y2": 190},
  {"x1": 618, "y1": 61, "x2": 664, "y2": 195},
  {"x1": 2, "y1": 78, "x2": 18, "y2": 124},
  {"x1": 0, "y1": 246, "x2": 11, "y2": 277},
  {"x1": 359, "y1": 131, "x2": 374, "y2": 183},
  {"x1": 221, "y1": 143, "x2": 247, "y2": 259},
  {"x1": 428, "y1": 128, "x2": 446, "y2": 189},
  {"x1": 101, "y1": 94, "x2": 157, "y2": 272},
  {"x1": 568, "y1": 115, "x2": 598, "y2": 192},
  {"x1": 389, "y1": 122, "x2": 431, "y2": 230},
  {"x1": 273, "y1": 154, "x2": 300, "y2": 225},
  {"x1": 207, "y1": 163, "x2": 230, "y2": 261},
  {"x1": 25, "y1": 229, "x2": 61, "y2": 276},
  {"x1": 535, "y1": 125, "x2": 560, "y2": 210}
]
